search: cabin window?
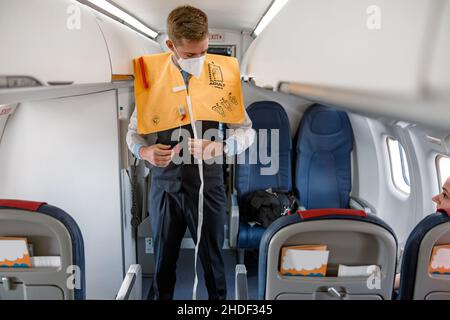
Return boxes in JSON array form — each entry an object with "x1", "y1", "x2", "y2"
[
  {"x1": 387, "y1": 137, "x2": 410, "y2": 194},
  {"x1": 436, "y1": 155, "x2": 450, "y2": 187}
]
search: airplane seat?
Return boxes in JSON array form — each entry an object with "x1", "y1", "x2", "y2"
[
  {"x1": 294, "y1": 103, "x2": 374, "y2": 212},
  {"x1": 0, "y1": 199, "x2": 85, "y2": 300},
  {"x1": 229, "y1": 101, "x2": 292, "y2": 253},
  {"x1": 256, "y1": 208, "x2": 398, "y2": 300},
  {"x1": 398, "y1": 209, "x2": 450, "y2": 300}
]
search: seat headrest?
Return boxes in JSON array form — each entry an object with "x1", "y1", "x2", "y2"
[
  {"x1": 310, "y1": 110, "x2": 343, "y2": 135},
  {"x1": 296, "y1": 208, "x2": 367, "y2": 220},
  {"x1": 0, "y1": 199, "x2": 47, "y2": 212}
]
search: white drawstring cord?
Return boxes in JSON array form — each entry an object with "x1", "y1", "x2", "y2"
[{"x1": 186, "y1": 95, "x2": 204, "y2": 300}]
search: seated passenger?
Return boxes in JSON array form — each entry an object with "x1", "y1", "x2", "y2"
[
  {"x1": 394, "y1": 176, "x2": 450, "y2": 289},
  {"x1": 432, "y1": 176, "x2": 450, "y2": 213}
]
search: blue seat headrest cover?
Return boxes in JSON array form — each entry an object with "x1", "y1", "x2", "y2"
[
  {"x1": 235, "y1": 101, "x2": 293, "y2": 249},
  {"x1": 295, "y1": 104, "x2": 353, "y2": 209}
]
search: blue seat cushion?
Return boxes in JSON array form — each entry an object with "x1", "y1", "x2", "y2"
[
  {"x1": 236, "y1": 101, "x2": 292, "y2": 201},
  {"x1": 235, "y1": 101, "x2": 293, "y2": 249},
  {"x1": 295, "y1": 104, "x2": 353, "y2": 209},
  {"x1": 238, "y1": 222, "x2": 266, "y2": 249}
]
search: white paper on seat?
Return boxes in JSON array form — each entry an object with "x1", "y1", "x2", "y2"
[
  {"x1": 337, "y1": 264, "x2": 381, "y2": 277},
  {"x1": 30, "y1": 256, "x2": 61, "y2": 268}
]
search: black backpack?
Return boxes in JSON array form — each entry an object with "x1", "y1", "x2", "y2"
[{"x1": 242, "y1": 188, "x2": 298, "y2": 228}]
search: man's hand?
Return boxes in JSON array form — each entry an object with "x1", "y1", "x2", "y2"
[
  {"x1": 188, "y1": 138, "x2": 223, "y2": 160},
  {"x1": 139, "y1": 144, "x2": 181, "y2": 167}
]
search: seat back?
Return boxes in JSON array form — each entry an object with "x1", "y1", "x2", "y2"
[
  {"x1": 295, "y1": 104, "x2": 353, "y2": 209},
  {"x1": 0, "y1": 199, "x2": 85, "y2": 300},
  {"x1": 399, "y1": 210, "x2": 450, "y2": 300},
  {"x1": 235, "y1": 101, "x2": 292, "y2": 203},
  {"x1": 258, "y1": 209, "x2": 397, "y2": 300}
]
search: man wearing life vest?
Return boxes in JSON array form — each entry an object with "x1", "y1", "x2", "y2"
[{"x1": 126, "y1": 5, "x2": 255, "y2": 300}]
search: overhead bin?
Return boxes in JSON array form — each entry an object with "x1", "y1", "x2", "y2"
[
  {"x1": 94, "y1": 12, "x2": 162, "y2": 77},
  {"x1": 241, "y1": 0, "x2": 450, "y2": 130},
  {"x1": 0, "y1": 0, "x2": 111, "y2": 87},
  {"x1": 241, "y1": 0, "x2": 447, "y2": 97},
  {"x1": 426, "y1": 1, "x2": 450, "y2": 95}
]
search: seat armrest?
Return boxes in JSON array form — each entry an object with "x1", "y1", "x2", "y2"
[
  {"x1": 235, "y1": 264, "x2": 248, "y2": 300},
  {"x1": 349, "y1": 196, "x2": 376, "y2": 214},
  {"x1": 229, "y1": 189, "x2": 240, "y2": 248}
]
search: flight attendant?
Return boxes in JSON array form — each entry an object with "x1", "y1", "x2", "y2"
[{"x1": 126, "y1": 5, "x2": 255, "y2": 300}]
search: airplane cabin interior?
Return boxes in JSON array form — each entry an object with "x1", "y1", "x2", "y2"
[{"x1": 0, "y1": 0, "x2": 450, "y2": 303}]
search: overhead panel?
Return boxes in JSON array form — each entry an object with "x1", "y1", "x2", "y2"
[
  {"x1": 111, "y1": 0, "x2": 273, "y2": 32},
  {"x1": 0, "y1": 0, "x2": 111, "y2": 86}
]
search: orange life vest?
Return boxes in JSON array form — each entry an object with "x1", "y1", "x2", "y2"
[{"x1": 133, "y1": 52, "x2": 245, "y2": 134}]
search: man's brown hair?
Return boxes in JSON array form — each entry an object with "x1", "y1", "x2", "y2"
[{"x1": 167, "y1": 5, "x2": 208, "y2": 45}]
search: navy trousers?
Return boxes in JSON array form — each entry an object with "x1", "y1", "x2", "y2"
[{"x1": 149, "y1": 181, "x2": 227, "y2": 300}]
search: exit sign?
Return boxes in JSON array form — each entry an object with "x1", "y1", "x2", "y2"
[{"x1": 209, "y1": 33, "x2": 224, "y2": 42}]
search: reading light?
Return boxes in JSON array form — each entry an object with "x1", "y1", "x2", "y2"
[
  {"x1": 86, "y1": 0, "x2": 158, "y2": 39},
  {"x1": 252, "y1": 0, "x2": 289, "y2": 37}
]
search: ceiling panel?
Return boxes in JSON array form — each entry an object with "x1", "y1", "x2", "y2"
[{"x1": 111, "y1": 0, "x2": 273, "y2": 33}]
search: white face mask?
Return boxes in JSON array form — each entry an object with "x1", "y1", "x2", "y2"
[{"x1": 173, "y1": 47, "x2": 206, "y2": 79}]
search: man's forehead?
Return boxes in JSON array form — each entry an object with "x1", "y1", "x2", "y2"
[{"x1": 179, "y1": 38, "x2": 209, "y2": 52}]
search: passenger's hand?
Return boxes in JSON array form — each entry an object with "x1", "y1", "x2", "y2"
[
  {"x1": 188, "y1": 138, "x2": 223, "y2": 160},
  {"x1": 139, "y1": 144, "x2": 180, "y2": 167}
]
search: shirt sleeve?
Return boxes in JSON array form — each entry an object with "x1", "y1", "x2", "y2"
[
  {"x1": 224, "y1": 108, "x2": 256, "y2": 156},
  {"x1": 126, "y1": 106, "x2": 157, "y2": 159}
]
